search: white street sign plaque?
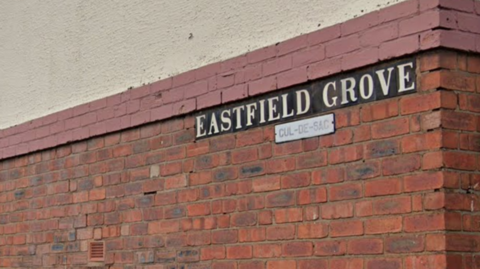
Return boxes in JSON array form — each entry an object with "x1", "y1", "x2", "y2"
[{"x1": 275, "y1": 114, "x2": 335, "y2": 143}]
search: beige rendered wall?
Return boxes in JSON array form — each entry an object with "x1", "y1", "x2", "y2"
[{"x1": 0, "y1": 0, "x2": 406, "y2": 129}]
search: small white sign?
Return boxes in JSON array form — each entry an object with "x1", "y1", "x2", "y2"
[{"x1": 275, "y1": 114, "x2": 335, "y2": 143}]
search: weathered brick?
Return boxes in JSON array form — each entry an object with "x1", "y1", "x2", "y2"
[
  {"x1": 266, "y1": 225, "x2": 295, "y2": 240},
  {"x1": 371, "y1": 118, "x2": 409, "y2": 139},
  {"x1": 266, "y1": 191, "x2": 295, "y2": 208},
  {"x1": 314, "y1": 240, "x2": 346, "y2": 256},
  {"x1": 321, "y1": 202, "x2": 353, "y2": 219},
  {"x1": 348, "y1": 238, "x2": 383, "y2": 255},
  {"x1": 282, "y1": 242, "x2": 313, "y2": 257},
  {"x1": 382, "y1": 155, "x2": 421, "y2": 176},
  {"x1": 330, "y1": 220, "x2": 363, "y2": 237},
  {"x1": 329, "y1": 183, "x2": 363, "y2": 201},
  {"x1": 385, "y1": 235, "x2": 425, "y2": 253},
  {"x1": 253, "y1": 244, "x2": 281, "y2": 258}
]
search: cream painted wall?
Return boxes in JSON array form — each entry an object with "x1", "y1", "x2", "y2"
[{"x1": 0, "y1": 0, "x2": 406, "y2": 129}]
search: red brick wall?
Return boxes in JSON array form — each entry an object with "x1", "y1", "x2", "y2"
[
  {"x1": 0, "y1": 0, "x2": 480, "y2": 268},
  {"x1": 0, "y1": 0, "x2": 479, "y2": 160},
  {"x1": 0, "y1": 50, "x2": 478, "y2": 269},
  {"x1": 423, "y1": 50, "x2": 480, "y2": 268}
]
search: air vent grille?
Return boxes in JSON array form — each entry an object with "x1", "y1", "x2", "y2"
[{"x1": 89, "y1": 241, "x2": 105, "y2": 262}]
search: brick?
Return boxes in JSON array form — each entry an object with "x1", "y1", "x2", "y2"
[
  {"x1": 404, "y1": 172, "x2": 444, "y2": 192},
  {"x1": 307, "y1": 57, "x2": 342, "y2": 80},
  {"x1": 232, "y1": 212, "x2": 256, "y2": 227},
  {"x1": 330, "y1": 258, "x2": 365, "y2": 269},
  {"x1": 276, "y1": 67, "x2": 308, "y2": 88},
  {"x1": 335, "y1": 108, "x2": 360, "y2": 128},
  {"x1": 401, "y1": 131, "x2": 442, "y2": 153},
  {"x1": 361, "y1": 23, "x2": 398, "y2": 47},
  {"x1": 424, "y1": 192, "x2": 446, "y2": 210},
  {"x1": 385, "y1": 235, "x2": 426, "y2": 254},
  {"x1": 361, "y1": 99, "x2": 398, "y2": 122},
  {"x1": 281, "y1": 172, "x2": 310, "y2": 189},
  {"x1": 459, "y1": 93, "x2": 480, "y2": 112},
  {"x1": 366, "y1": 258, "x2": 401, "y2": 269},
  {"x1": 439, "y1": 70, "x2": 476, "y2": 92},
  {"x1": 253, "y1": 176, "x2": 280, "y2": 193},
  {"x1": 330, "y1": 220, "x2": 363, "y2": 237},
  {"x1": 321, "y1": 202, "x2": 353, "y2": 219},
  {"x1": 211, "y1": 230, "x2": 237, "y2": 244},
  {"x1": 238, "y1": 261, "x2": 264, "y2": 269},
  {"x1": 282, "y1": 242, "x2": 313, "y2": 257},
  {"x1": 442, "y1": 110, "x2": 477, "y2": 131},
  {"x1": 342, "y1": 47, "x2": 379, "y2": 71},
  {"x1": 379, "y1": 34, "x2": 419, "y2": 60},
  {"x1": 274, "y1": 208, "x2": 302, "y2": 223},
  {"x1": 357, "y1": 200, "x2": 374, "y2": 217},
  {"x1": 187, "y1": 203, "x2": 211, "y2": 217},
  {"x1": 263, "y1": 55, "x2": 292, "y2": 77},
  {"x1": 329, "y1": 183, "x2": 362, "y2": 201},
  {"x1": 365, "y1": 139, "x2": 399, "y2": 159},
  {"x1": 222, "y1": 84, "x2": 248, "y2": 103},
  {"x1": 348, "y1": 238, "x2": 383, "y2": 254},
  {"x1": 292, "y1": 45, "x2": 325, "y2": 67},
  {"x1": 382, "y1": 155, "x2": 421, "y2": 176},
  {"x1": 399, "y1": 10, "x2": 439, "y2": 37},
  {"x1": 404, "y1": 213, "x2": 445, "y2": 232},
  {"x1": 365, "y1": 178, "x2": 402, "y2": 197},
  {"x1": 266, "y1": 158, "x2": 295, "y2": 174},
  {"x1": 247, "y1": 45, "x2": 276, "y2": 64},
  {"x1": 371, "y1": 118, "x2": 409, "y2": 139},
  {"x1": 253, "y1": 244, "x2": 281, "y2": 258},
  {"x1": 444, "y1": 151, "x2": 477, "y2": 171},
  {"x1": 238, "y1": 227, "x2": 265, "y2": 242},
  {"x1": 201, "y1": 246, "x2": 225, "y2": 260},
  {"x1": 329, "y1": 145, "x2": 363, "y2": 164},
  {"x1": 297, "y1": 259, "x2": 328, "y2": 269},
  {"x1": 232, "y1": 148, "x2": 258, "y2": 164},
  {"x1": 298, "y1": 222, "x2": 328, "y2": 239},
  {"x1": 297, "y1": 151, "x2": 327, "y2": 169},
  {"x1": 89, "y1": 189, "x2": 105, "y2": 201},
  {"x1": 419, "y1": 50, "x2": 458, "y2": 71},
  {"x1": 258, "y1": 211, "x2": 273, "y2": 225},
  {"x1": 236, "y1": 128, "x2": 264, "y2": 147},
  {"x1": 164, "y1": 174, "x2": 187, "y2": 189},
  {"x1": 400, "y1": 92, "x2": 441, "y2": 115},
  {"x1": 248, "y1": 76, "x2": 277, "y2": 96},
  {"x1": 314, "y1": 241, "x2": 346, "y2": 256},
  {"x1": 373, "y1": 196, "x2": 411, "y2": 215},
  {"x1": 148, "y1": 220, "x2": 179, "y2": 234},
  {"x1": 296, "y1": 187, "x2": 327, "y2": 205},
  {"x1": 365, "y1": 216, "x2": 402, "y2": 234},
  {"x1": 212, "y1": 261, "x2": 236, "y2": 269},
  {"x1": 326, "y1": 34, "x2": 360, "y2": 58},
  {"x1": 227, "y1": 245, "x2": 252, "y2": 259},
  {"x1": 458, "y1": 12, "x2": 480, "y2": 34},
  {"x1": 267, "y1": 260, "x2": 296, "y2": 269},
  {"x1": 241, "y1": 64, "x2": 262, "y2": 82},
  {"x1": 164, "y1": 206, "x2": 185, "y2": 219},
  {"x1": 355, "y1": 202, "x2": 382, "y2": 220},
  {"x1": 266, "y1": 225, "x2": 295, "y2": 240},
  {"x1": 266, "y1": 191, "x2": 295, "y2": 208},
  {"x1": 345, "y1": 161, "x2": 381, "y2": 181}
]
